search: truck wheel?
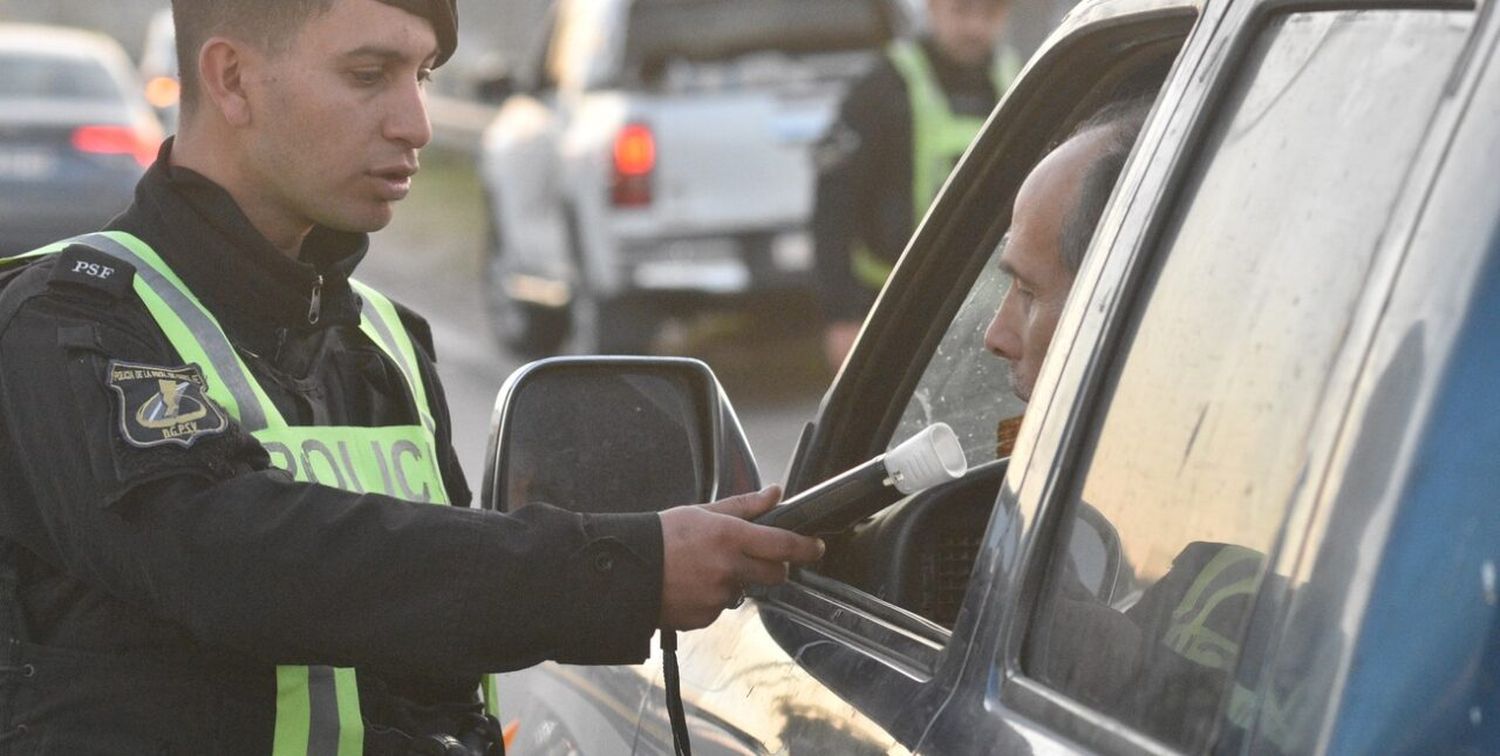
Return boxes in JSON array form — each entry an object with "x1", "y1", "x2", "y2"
[{"x1": 483, "y1": 222, "x2": 569, "y2": 357}]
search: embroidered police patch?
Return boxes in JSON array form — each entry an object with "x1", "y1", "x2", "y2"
[{"x1": 106, "y1": 360, "x2": 228, "y2": 449}]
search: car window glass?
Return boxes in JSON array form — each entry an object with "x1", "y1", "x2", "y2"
[
  {"x1": 890, "y1": 243, "x2": 1026, "y2": 465},
  {"x1": 627, "y1": 0, "x2": 888, "y2": 63},
  {"x1": 1016, "y1": 9, "x2": 1474, "y2": 753},
  {"x1": 623, "y1": 0, "x2": 889, "y2": 91},
  {"x1": 0, "y1": 53, "x2": 120, "y2": 100}
]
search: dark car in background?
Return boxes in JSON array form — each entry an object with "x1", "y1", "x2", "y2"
[
  {"x1": 481, "y1": 0, "x2": 1500, "y2": 750},
  {"x1": 0, "y1": 24, "x2": 163, "y2": 256}
]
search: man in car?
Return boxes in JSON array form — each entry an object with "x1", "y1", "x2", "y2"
[
  {"x1": 983, "y1": 100, "x2": 1144, "y2": 400},
  {"x1": 0, "y1": 0, "x2": 823, "y2": 752},
  {"x1": 985, "y1": 99, "x2": 1273, "y2": 749},
  {"x1": 813, "y1": 0, "x2": 1020, "y2": 371}
]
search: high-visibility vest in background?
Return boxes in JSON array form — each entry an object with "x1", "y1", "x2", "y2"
[
  {"x1": 852, "y1": 40, "x2": 1021, "y2": 291},
  {"x1": 12, "y1": 231, "x2": 495, "y2": 756},
  {"x1": 1158, "y1": 544, "x2": 1310, "y2": 751},
  {"x1": 1161, "y1": 544, "x2": 1262, "y2": 671}
]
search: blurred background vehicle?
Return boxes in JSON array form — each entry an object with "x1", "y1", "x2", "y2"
[
  {"x1": 137, "y1": 8, "x2": 179, "y2": 133},
  {"x1": 0, "y1": 0, "x2": 1084, "y2": 487},
  {"x1": 0, "y1": 23, "x2": 163, "y2": 256},
  {"x1": 476, "y1": 0, "x2": 913, "y2": 355}
]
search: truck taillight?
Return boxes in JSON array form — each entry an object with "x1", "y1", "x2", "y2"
[
  {"x1": 611, "y1": 123, "x2": 655, "y2": 207},
  {"x1": 72, "y1": 124, "x2": 159, "y2": 168}
]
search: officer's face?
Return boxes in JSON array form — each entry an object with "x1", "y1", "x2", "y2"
[
  {"x1": 984, "y1": 130, "x2": 1107, "y2": 402},
  {"x1": 927, "y1": 0, "x2": 1009, "y2": 67},
  {"x1": 240, "y1": 0, "x2": 437, "y2": 247}
]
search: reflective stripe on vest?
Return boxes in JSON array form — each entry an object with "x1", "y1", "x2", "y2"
[
  {"x1": 1160, "y1": 544, "x2": 1263, "y2": 671},
  {"x1": 851, "y1": 40, "x2": 1021, "y2": 290},
  {"x1": 1227, "y1": 674, "x2": 1313, "y2": 751},
  {"x1": 34, "y1": 232, "x2": 455, "y2": 756}
]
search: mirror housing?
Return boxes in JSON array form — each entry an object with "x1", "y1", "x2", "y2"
[
  {"x1": 481, "y1": 357, "x2": 760, "y2": 514},
  {"x1": 1070, "y1": 503, "x2": 1128, "y2": 605}
]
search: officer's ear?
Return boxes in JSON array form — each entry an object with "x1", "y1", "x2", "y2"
[{"x1": 197, "y1": 36, "x2": 253, "y2": 128}]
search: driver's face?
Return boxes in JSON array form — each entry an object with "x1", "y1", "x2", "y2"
[{"x1": 984, "y1": 130, "x2": 1107, "y2": 402}]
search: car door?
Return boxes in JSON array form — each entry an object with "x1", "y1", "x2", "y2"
[
  {"x1": 911, "y1": 0, "x2": 1487, "y2": 753},
  {"x1": 623, "y1": 1, "x2": 1201, "y2": 752},
  {"x1": 1236, "y1": 9, "x2": 1500, "y2": 754}
]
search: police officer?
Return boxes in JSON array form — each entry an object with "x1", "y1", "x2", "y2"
[
  {"x1": 813, "y1": 0, "x2": 1018, "y2": 370},
  {"x1": 0, "y1": 1, "x2": 823, "y2": 753}
]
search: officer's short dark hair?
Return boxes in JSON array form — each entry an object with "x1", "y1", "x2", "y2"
[
  {"x1": 172, "y1": 0, "x2": 339, "y2": 117},
  {"x1": 1057, "y1": 97, "x2": 1153, "y2": 275}
]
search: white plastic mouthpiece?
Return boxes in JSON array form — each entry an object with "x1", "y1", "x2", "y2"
[{"x1": 884, "y1": 423, "x2": 968, "y2": 494}]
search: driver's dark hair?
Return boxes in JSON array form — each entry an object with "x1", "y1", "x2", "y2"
[
  {"x1": 1057, "y1": 97, "x2": 1153, "y2": 274},
  {"x1": 171, "y1": 0, "x2": 338, "y2": 117}
]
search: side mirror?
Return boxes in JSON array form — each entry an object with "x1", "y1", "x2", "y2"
[
  {"x1": 481, "y1": 357, "x2": 761, "y2": 514},
  {"x1": 1069, "y1": 502, "x2": 1129, "y2": 605}
]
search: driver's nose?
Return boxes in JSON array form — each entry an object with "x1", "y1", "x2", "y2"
[{"x1": 985, "y1": 291, "x2": 1021, "y2": 362}]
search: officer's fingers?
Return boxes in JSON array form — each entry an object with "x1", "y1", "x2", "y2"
[
  {"x1": 736, "y1": 557, "x2": 790, "y2": 588},
  {"x1": 737, "y1": 523, "x2": 825, "y2": 566},
  {"x1": 659, "y1": 506, "x2": 764, "y2": 629},
  {"x1": 701, "y1": 485, "x2": 782, "y2": 520}
]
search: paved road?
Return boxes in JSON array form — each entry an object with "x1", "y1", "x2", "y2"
[{"x1": 357, "y1": 152, "x2": 829, "y2": 505}]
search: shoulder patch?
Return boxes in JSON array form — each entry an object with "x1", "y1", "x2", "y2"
[
  {"x1": 49, "y1": 245, "x2": 136, "y2": 300},
  {"x1": 107, "y1": 360, "x2": 228, "y2": 449}
]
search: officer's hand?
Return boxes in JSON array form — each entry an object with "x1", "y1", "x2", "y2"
[{"x1": 658, "y1": 486, "x2": 824, "y2": 630}]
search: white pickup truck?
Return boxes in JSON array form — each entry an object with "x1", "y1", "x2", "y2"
[{"x1": 477, "y1": 0, "x2": 912, "y2": 354}]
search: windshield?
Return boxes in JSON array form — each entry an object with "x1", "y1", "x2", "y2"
[
  {"x1": 0, "y1": 52, "x2": 122, "y2": 101},
  {"x1": 624, "y1": 0, "x2": 893, "y2": 74}
]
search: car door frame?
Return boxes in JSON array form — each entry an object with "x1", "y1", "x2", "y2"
[{"x1": 743, "y1": 0, "x2": 1204, "y2": 748}]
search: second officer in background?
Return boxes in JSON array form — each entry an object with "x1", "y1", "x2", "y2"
[{"x1": 813, "y1": 0, "x2": 1018, "y2": 370}]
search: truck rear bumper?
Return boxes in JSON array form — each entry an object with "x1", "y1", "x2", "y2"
[{"x1": 617, "y1": 229, "x2": 814, "y2": 295}]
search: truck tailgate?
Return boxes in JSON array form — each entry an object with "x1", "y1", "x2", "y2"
[{"x1": 623, "y1": 88, "x2": 840, "y2": 234}]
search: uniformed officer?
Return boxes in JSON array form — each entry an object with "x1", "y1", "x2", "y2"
[
  {"x1": 813, "y1": 0, "x2": 1019, "y2": 371},
  {"x1": 0, "y1": 1, "x2": 823, "y2": 753}
]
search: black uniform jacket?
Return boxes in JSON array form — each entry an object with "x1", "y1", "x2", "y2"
[
  {"x1": 0, "y1": 144, "x2": 664, "y2": 751},
  {"x1": 812, "y1": 38, "x2": 1004, "y2": 323}
]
